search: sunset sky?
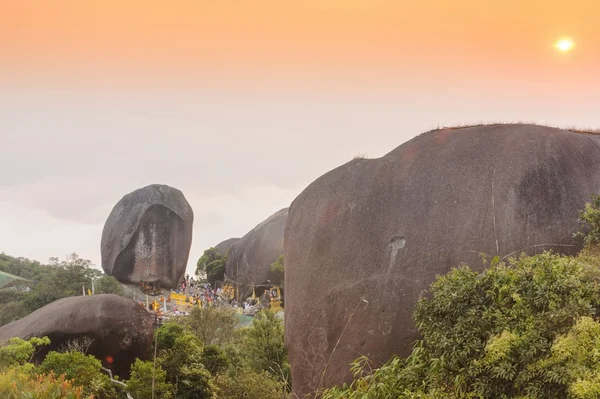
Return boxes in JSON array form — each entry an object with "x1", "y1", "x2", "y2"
[{"x1": 2, "y1": 0, "x2": 600, "y2": 273}]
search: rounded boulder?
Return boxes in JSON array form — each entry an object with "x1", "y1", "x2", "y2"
[
  {"x1": 101, "y1": 184, "x2": 194, "y2": 288},
  {"x1": 0, "y1": 294, "x2": 154, "y2": 377},
  {"x1": 284, "y1": 124, "x2": 600, "y2": 396},
  {"x1": 226, "y1": 208, "x2": 287, "y2": 297}
]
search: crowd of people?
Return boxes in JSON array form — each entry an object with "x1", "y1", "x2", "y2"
[
  {"x1": 138, "y1": 274, "x2": 282, "y2": 317},
  {"x1": 174, "y1": 274, "x2": 225, "y2": 309}
]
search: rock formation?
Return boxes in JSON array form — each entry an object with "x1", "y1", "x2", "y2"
[
  {"x1": 0, "y1": 294, "x2": 153, "y2": 377},
  {"x1": 225, "y1": 208, "x2": 287, "y2": 297},
  {"x1": 101, "y1": 184, "x2": 193, "y2": 288},
  {"x1": 215, "y1": 237, "x2": 240, "y2": 255},
  {"x1": 284, "y1": 124, "x2": 600, "y2": 396}
]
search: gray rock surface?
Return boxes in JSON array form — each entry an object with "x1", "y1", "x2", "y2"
[
  {"x1": 101, "y1": 184, "x2": 193, "y2": 288},
  {"x1": 215, "y1": 237, "x2": 240, "y2": 255},
  {"x1": 0, "y1": 294, "x2": 153, "y2": 377},
  {"x1": 225, "y1": 208, "x2": 287, "y2": 296},
  {"x1": 284, "y1": 124, "x2": 600, "y2": 396}
]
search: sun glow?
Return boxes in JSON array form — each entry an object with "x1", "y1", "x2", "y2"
[{"x1": 554, "y1": 38, "x2": 575, "y2": 53}]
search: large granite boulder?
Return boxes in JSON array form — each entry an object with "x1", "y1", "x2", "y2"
[
  {"x1": 225, "y1": 208, "x2": 287, "y2": 296},
  {"x1": 101, "y1": 184, "x2": 194, "y2": 288},
  {"x1": 285, "y1": 124, "x2": 600, "y2": 396},
  {"x1": 215, "y1": 237, "x2": 240, "y2": 255},
  {"x1": 0, "y1": 294, "x2": 153, "y2": 377}
]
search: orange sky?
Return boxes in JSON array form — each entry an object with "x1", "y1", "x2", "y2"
[
  {"x1": 2, "y1": 0, "x2": 600, "y2": 89},
  {"x1": 2, "y1": 0, "x2": 600, "y2": 272}
]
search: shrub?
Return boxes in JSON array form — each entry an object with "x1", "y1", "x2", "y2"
[
  {"x1": 0, "y1": 368, "x2": 90, "y2": 399},
  {"x1": 575, "y1": 195, "x2": 600, "y2": 246},
  {"x1": 180, "y1": 306, "x2": 238, "y2": 346},
  {"x1": 214, "y1": 369, "x2": 285, "y2": 399},
  {"x1": 202, "y1": 344, "x2": 229, "y2": 375},
  {"x1": 127, "y1": 359, "x2": 173, "y2": 399},
  {"x1": 0, "y1": 336, "x2": 49, "y2": 369},
  {"x1": 38, "y1": 351, "x2": 104, "y2": 395},
  {"x1": 324, "y1": 250, "x2": 600, "y2": 398},
  {"x1": 242, "y1": 309, "x2": 290, "y2": 386}
]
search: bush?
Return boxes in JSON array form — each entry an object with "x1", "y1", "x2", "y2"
[
  {"x1": 214, "y1": 369, "x2": 286, "y2": 399},
  {"x1": 0, "y1": 300, "x2": 28, "y2": 327},
  {"x1": 38, "y1": 351, "x2": 104, "y2": 394},
  {"x1": 156, "y1": 329, "x2": 215, "y2": 398},
  {"x1": 181, "y1": 306, "x2": 238, "y2": 346},
  {"x1": 94, "y1": 275, "x2": 124, "y2": 295},
  {"x1": 0, "y1": 336, "x2": 49, "y2": 369},
  {"x1": 242, "y1": 309, "x2": 290, "y2": 387},
  {"x1": 0, "y1": 369, "x2": 90, "y2": 399},
  {"x1": 202, "y1": 345, "x2": 229, "y2": 375},
  {"x1": 127, "y1": 359, "x2": 173, "y2": 399},
  {"x1": 324, "y1": 250, "x2": 600, "y2": 398},
  {"x1": 155, "y1": 322, "x2": 185, "y2": 351},
  {"x1": 575, "y1": 195, "x2": 600, "y2": 246}
]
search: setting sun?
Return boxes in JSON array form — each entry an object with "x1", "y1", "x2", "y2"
[{"x1": 555, "y1": 38, "x2": 575, "y2": 53}]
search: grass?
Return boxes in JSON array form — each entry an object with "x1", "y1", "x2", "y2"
[{"x1": 421, "y1": 122, "x2": 600, "y2": 135}]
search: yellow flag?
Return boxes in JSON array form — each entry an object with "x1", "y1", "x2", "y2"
[{"x1": 88, "y1": 289, "x2": 92, "y2": 296}]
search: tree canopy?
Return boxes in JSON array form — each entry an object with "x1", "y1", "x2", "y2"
[{"x1": 196, "y1": 247, "x2": 228, "y2": 285}]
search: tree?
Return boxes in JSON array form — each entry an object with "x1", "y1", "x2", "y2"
[
  {"x1": 242, "y1": 310, "x2": 290, "y2": 386},
  {"x1": 196, "y1": 247, "x2": 227, "y2": 285},
  {"x1": 181, "y1": 307, "x2": 239, "y2": 346},
  {"x1": 202, "y1": 345, "x2": 229, "y2": 376},
  {"x1": 176, "y1": 363, "x2": 215, "y2": 399},
  {"x1": 127, "y1": 359, "x2": 173, "y2": 399},
  {"x1": 0, "y1": 300, "x2": 28, "y2": 327},
  {"x1": 94, "y1": 275, "x2": 124, "y2": 295},
  {"x1": 155, "y1": 322, "x2": 185, "y2": 352},
  {"x1": 23, "y1": 253, "x2": 100, "y2": 311},
  {"x1": 153, "y1": 324, "x2": 217, "y2": 398},
  {"x1": 269, "y1": 254, "x2": 284, "y2": 273}
]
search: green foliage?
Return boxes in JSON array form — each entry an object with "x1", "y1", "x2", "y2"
[
  {"x1": 23, "y1": 254, "x2": 100, "y2": 311},
  {"x1": 0, "y1": 252, "x2": 44, "y2": 280},
  {"x1": 214, "y1": 369, "x2": 285, "y2": 399},
  {"x1": 87, "y1": 374, "x2": 128, "y2": 399},
  {"x1": 196, "y1": 247, "x2": 227, "y2": 285},
  {"x1": 242, "y1": 309, "x2": 290, "y2": 386},
  {"x1": 0, "y1": 300, "x2": 28, "y2": 326},
  {"x1": 0, "y1": 336, "x2": 50, "y2": 369},
  {"x1": 0, "y1": 252, "x2": 126, "y2": 327},
  {"x1": 324, "y1": 250, "x2": 600, "y2": 398},
  {"x1": 575, "y1": 196, "x2": 600, "y2": 246},
  {"x1": 39, "y1": 351, "x2": 104, "y2": 394},
  {"x1": 0, "y1": 368, "x2": 90, "y2": 399},
  {"x1": 181, "y1": 306, "x2": 239, "y2": 346},
  {"x1": 94, "y1": 275, "x2": 124, "y2": 295},
  {"x1": 155, "y1": 322, "x2": 185, "y2": 351},
  {"x1": 155, "y1": 325, "x2": 215, "y2": 398},
  {"x1": 202, "y1": 345, "x2": 230, "y2": 375},
  {"x1": 127, "y1": 359, "x2": 173, "y2": 399},
  {"x1": 176, "y1": 363, "x2": 215, "y2": 399},
  {"x1": 270, "y1": 254, "x2": 284, "y2": 273}
]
